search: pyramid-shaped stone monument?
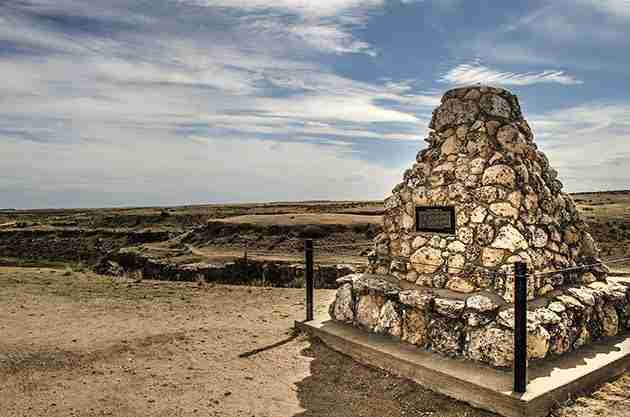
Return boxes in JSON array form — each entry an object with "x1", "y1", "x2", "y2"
[{"x1": 329, "y1": 85, "x2": 630, "y2": 367}]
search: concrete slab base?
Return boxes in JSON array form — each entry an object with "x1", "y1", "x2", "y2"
[{"x1": 296, "y1": 313, "x2": 630, "y2": 417}]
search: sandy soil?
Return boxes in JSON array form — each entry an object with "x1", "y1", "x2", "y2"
[{"x1": 2, "y1": 267, "x2": 629, "y2": 417}]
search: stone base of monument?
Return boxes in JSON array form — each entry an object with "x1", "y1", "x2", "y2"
[
  {"x1": 298, "y1": 308, "x2": 630, "y2": 417},
  {"x1": 296, "y1": 273, "x2": 630, "y2": 417}
]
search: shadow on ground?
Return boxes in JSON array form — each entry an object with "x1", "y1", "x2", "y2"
[{"x1": 293, "y1": 337, "x2": 498, "y2": 417}]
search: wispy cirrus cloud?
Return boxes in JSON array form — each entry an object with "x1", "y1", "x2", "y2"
[
  {"x1": 464, "y1": 1, "x2": 630, "y2": 70},
  {"x1": 2, "y1": 0, "x2": 629, "y2": 208},
  {"x1": 575, "y1": 0, "x2": 630, "y2": 19},
  {"x1": 439, "y1": 63, "x2": 582, "y2": 86},
  {"x1": 181, "y1": 0, "x2": 384, "y2": 55},
  {"x1": 530, "y1": 102, "x2": 630, "y2": 192},
  {"x1": 0, "y1": 0, "x2": 438, "y2": 207}
]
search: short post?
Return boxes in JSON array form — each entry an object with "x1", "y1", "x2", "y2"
[
  {"x1": 514, "y1": 261, "x2": 528, "y2": 393},
  {"x1": 305, "y1": 239, "x2": 314, "y2": 322}
]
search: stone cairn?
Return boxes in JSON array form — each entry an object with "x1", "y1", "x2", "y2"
[{"x1": 329, "y1": 85, "x2": 630, "y2": 367}]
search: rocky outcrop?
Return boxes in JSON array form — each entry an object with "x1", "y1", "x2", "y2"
[
  {"x1": 98, "y1": 245, "x2": 358, "y2": 287},
  {"x1": 0, "y1": 228, "x2": 170, "y2": 264}
]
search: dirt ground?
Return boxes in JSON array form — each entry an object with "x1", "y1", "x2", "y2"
[{"x1": 2, "y1": 267, "x2": 630, "y2": 417}]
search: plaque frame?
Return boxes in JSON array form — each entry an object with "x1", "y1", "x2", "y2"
[{"x1": 414, "y1": 205, "x2": 456, "y2": 235}]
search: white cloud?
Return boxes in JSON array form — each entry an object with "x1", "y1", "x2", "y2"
[
  {"x1": 439, "y1": 63, "x2": 582, "y2": 86},
  {"x1": 530, "y1": 103, "x2": 630, "y2": 192},
  {"x1": 288, "y1": 23, "x2": 375, "y2": 55},
  {"x1": 0, "y1": 134, "x2": 402, "y2": 208},
  {"x1": 576, "y1": 0, "x2": 630, "y2": 18},
  {"x1": 460, "y1": 1, "x2": 630, "y2": 70},
  {"x1": 0, "y1": 0, "x2": 439, "y2": 207},
  {"x1": 181, "y1": 0, "x2": 384, "y2": 19},
  {"x1": 181, "y1": 0, "x2": 383, "y2": 56}
]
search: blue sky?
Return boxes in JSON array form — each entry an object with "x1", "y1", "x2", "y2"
[{"x1": 2, "y1": 0, "x2": 629, "y2": 208}]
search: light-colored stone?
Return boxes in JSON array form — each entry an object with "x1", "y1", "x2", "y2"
[
  {"x1": 535, "y1": 308, "x2": 561, "y2": 325},
  {"x1": 427, "y1": 318, "x2": 463, "y2": 357},
  {"x1": 480, "y1": 94, "x2": 512, "y2": 119},
  {"x1": 429, "y1": 174, "x2": 445, "y2": 187},
  {"x1": 581, "y1": 272, "x2": 597, "y2": 284},
  {"x1": 455, "y1": 125, "x2": 468, "y2": 139},
  {"x1": 331, "y1": 283, "x2": 354, "y2": 323},
  {"x1": 431, "y1": 98, "x2": 480, "y2": 132},
  {"x1": 457, "y1": 226, "x2": 473, "y2": 244},
  {"x1": 402, "y1": 308, "x2": 428, "y2": 346},
  {"x1": 402, "y1": 213, "x2": 414, "y2": 230},
  {"x1": 455, "y1": 164, "x2": 469, "y2": 181},
  {"x1": 477, "y1": 186, "x2": 499, "y2": 204},
  {"x1": 384, "y1": 195, "x2": 401, "y2": 211},
  {"x1": 446, "y1": 276, "x2": 476, "y2": 293},
  {"x1": 481, "y1": 247, "x2": 506, "y2": 267},
  {"x1": 467, "y1": 325, "x2": 514, "y2": 367},
  {"x1": 412, "y1": 235, "x2": 429, "y2": 249},
  {"x1": 491, "y1": 225, "x2": 528, "y2": 251},
  {"x1": 429, "y1": 236, "x2": 447, "y2": 249},
  {"x1": 496, "y1": 125, "x2": 525, "y2": 154},
  {"x1": 399, "y1": 290, "x2": 434, "y2": 310},
  {"x1": 507, "y1": 191, "x2": 522, "y2": 208},
  {"x1": 464, "y1": 89, "x2": 481, "y2": 101},
  {"x1": 580, "y1": 232, "x2": 599, "y2": 257},
  {"x1": 556, "y1": 295, "x2": 585, "y2": 311},
  {"x1": 448, "y1": 253, "x2": 466, "y2": 274},
  {"x1": 601, "y1": 304, "x2": 619, "y2": 337},
  {"x1": 375, "y1": 300, "x2": 402, "y2": 337},
  {"x1": 483, "y1": 166, "x2": 516, "y2": 190},
  {"x1": 447, "y1": 240, "x2": 466, "y2": 253},
  {"x1": 410, "y1": 246, "x2": 444, "y2": 274},
  {"x1": 433, "y1": 161, "x2": 454, "y2": 172},
  {"x1": 405, "y1": 270, "x2": 418, "y2": 282},
  {"x1": 470, "y1": 158, "x2": 485, "y2": 174},
  {"x1": 456, "y1": 208, "x2": 469, "y2": 226},
  {"x1": 464, "y1": 175, "x2": 478, "y2": 188},
  {"x1": 466, "y1": 294, "x2": 501, "y2": 312},
  {"x1": 538, "y1": 284, "x2": 554, "y2": 295},
  {"x1": 434, "y1": 298, "x2": 465, "y2": 318},
  {"x1": 470, "y1": 206, "x2": 487, "y2": 223},
  {"x1": 490, "y1": 202, "x2": 519, "y2": 219},
  {"x1": 449, "y1": 183, "x2": 469, "y2": 202},
  {"x1": 356, "y1": 293, "x2": 386, "y2": 330},
  {"x1": 531, "y1": 227, "x2": 549, "y2": 248},
  {"x1": 567, "y1": 288, "x2": 596, "y2": 307},
  {"x1": 548, "y1": 301, "x2": 566, "y2": 314},
  {"x1": 528, "y1": 326, "x2": 550, "y2": 360}
]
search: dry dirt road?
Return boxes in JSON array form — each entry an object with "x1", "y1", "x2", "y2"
[{"x1": 1, "y1": 267, "x2": 629, "y2": 417}]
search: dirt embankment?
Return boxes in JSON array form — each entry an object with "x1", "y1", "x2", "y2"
[
  {"x1": 0, "y1": 229, "x2": 171, "y2": 265},
  {"x1": 3, "y1": 194, "x2": 630, "y2": 286},
  {"x1": 97, "y1": 245, "x2": 359, "y2": 288},
  {"x1": 181, "y1": 219, "x2": 379, "y2": 252}
]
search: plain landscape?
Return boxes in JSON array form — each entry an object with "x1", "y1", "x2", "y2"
[{"x1": 1, "y1": 191, "x2": 630, "y2": 416}]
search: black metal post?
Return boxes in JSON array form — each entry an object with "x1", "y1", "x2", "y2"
[
  {"x1": 305, "y1": 239, "x2": 314, "y2": 322},
  {"x1": 514, "y1": 261, "x2": 528, "y2": 393}
]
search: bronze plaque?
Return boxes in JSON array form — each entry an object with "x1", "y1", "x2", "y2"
[{"x1": 415, "y1": 206, "x2": 456, "y2": 234}]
